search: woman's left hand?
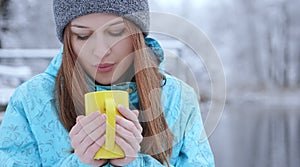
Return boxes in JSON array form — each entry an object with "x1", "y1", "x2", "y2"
[{"x1": 110, "y1": 105, "x2": 143, "y2": 166}]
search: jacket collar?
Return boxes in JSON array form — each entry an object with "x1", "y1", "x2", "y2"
[{"x1": 94, "y1": 81, "x2": 139, "y2": 110}]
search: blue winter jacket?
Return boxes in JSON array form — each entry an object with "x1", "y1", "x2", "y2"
[{"x1": 0, "y1": 48, "x2": 214, "y2": 166}]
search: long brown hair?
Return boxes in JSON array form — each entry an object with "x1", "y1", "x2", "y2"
[{"x1": 55, "y1": 19, "x2": 173, "y2": 166}]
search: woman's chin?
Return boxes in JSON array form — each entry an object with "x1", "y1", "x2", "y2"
[{"x1": 94, "y1": 79, "x2": 113, "y2": 86}]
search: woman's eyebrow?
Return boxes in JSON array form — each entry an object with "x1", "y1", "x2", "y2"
[{"x1": 108, "y1": 21, "x2": 124, "y2": 26}]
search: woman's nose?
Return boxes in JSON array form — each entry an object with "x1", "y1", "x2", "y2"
[{"x1": 92, "y1": 35, "x2": 112, "y2": 59}]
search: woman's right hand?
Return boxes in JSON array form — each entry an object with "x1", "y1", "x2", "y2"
[{"x1": 69, "y1": 112, "x2": 108, "y2": 166}]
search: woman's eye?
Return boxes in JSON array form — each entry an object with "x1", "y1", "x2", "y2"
[
  {"x1": 77, "y1": 35, "x2": 90, "y2": 40},
  {"x1": 108, "y1": 29, "x2": 125, "y2": 37}
]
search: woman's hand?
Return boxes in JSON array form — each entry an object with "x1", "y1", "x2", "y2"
[
  {"x1": 69, "y1": 112, "x2": 108, "y2": 166},
  {"x1": 110, "y1": 105, "x2": 143, "y2": 166}
]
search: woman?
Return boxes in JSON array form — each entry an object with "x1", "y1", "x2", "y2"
[{"x1": 0, "y1": 0, "x2": 214, "y2": 166}]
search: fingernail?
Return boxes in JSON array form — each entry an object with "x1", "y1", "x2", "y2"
[
  {"x1": 118, "y1": 104, "x2": 124, "y2": 109},
  {"x1": 92, "y1": 111, "x2": 99, "y2": 116}
]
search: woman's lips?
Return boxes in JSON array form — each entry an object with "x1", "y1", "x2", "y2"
[{"x1": 95, "y1": 63, "x2": 115, "y2": 72}]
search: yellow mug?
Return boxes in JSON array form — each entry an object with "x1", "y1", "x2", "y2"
[{"x1": 84, "y1": 90, "x2": 129, "y2": 159}]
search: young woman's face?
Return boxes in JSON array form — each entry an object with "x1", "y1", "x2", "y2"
[{"x1": 70, "y1": 13, "x2": 135, "y2": 85}]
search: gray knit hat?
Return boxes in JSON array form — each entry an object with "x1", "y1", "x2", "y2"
[{"x1": 53, "y1": 0, "x2": 150, "y2": 43}]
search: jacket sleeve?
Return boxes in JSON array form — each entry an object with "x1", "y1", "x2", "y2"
[
  {"x1": 0, "y1": 100, "x2": 42, "y2": 167},
  {"x1": 0, "y1": 96, "x2": 90, "y2": 167},
  {"x1": 173, "y1": 85, "x2": 215, "y2": 167},
  {"x1": 122, "y1": 153, "x2": 170, "y2": 167}
]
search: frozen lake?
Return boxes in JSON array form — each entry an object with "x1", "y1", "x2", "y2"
[{"x1": 210, "y1": 91, "x2": 300, "y2": 167}]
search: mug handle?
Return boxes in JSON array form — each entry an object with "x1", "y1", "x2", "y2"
[{"x1": 105, "y1": 97, "x2": 116, "y2": 150}]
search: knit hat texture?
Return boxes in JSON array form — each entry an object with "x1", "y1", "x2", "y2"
[{"x1": 53, "y1": 0, "x2": 150, "y2": 42}]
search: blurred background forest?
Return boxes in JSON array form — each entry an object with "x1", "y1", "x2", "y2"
[{"x1": 0, "y1": 0, "x2": 300, "y2": 167}]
